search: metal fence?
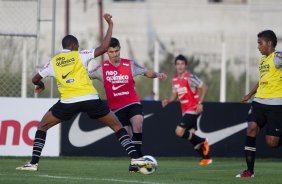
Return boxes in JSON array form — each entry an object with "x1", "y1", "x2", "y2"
[{"x1": 0, "y1": 0, "x2": 38, "y2": 97}]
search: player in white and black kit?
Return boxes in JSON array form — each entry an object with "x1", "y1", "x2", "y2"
[
  {"x1": 236, "y1": 30, "x2": 282, "y2": 178},
  {"x1": 88, "y1": 37, "x2": 167, "y2": 172},
  {"x1": 16, "y1": 14, "x2": 148, "y2": 172}
]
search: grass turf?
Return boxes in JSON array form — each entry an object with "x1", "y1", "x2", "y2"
[{"x1": 0, "y1": 157, "x2": 281, "y2": 184}]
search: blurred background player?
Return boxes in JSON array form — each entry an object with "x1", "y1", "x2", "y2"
[
  {"x1": 236, "y1": 30, "x2": 282, "y2": 178},
  {"x1": 88, "y1": 37, "x2": 167, "y2": 172},
  {"x1": 16, "y1": 14, "x2": 148, "y2": 171},
  {"x1": 162, "y1": 54, "x2": 212, "y2": 166}
]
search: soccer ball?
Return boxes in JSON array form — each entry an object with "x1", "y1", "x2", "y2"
[{"x1": 139, "y1": 155, "x2": 158, "y2": 175}]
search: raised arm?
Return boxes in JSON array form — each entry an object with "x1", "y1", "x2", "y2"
[
  {"x1": 241, "y1": 82, "x2": 259, "y2": 103},
  {"x1": 94, "y1": 13, "x2": 113, "y2": 58}
]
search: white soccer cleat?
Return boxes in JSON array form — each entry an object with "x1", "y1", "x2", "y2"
[
  {"x1": 16, "y1": 162, "x2": 38, "y2": 171},
  {"x1": 131, "y1": 157, "x2": 148, "y2": 167}
]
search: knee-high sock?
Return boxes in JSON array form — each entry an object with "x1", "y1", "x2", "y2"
[
  {"x1": 244, "y1": 136, "x2": 256, "y2": 173},
  {"x1": 30, "y1": 130, "x2": 46, "y2": 164},
  {"x1": 132, "y1": 133, "x2": 143, "y2": 157},
  {"x1": 182, "y1": 130, "x2": 208, "y2": 158},
  {"x1": 116, "y1": 128, "x2": 139, "y2": 159}
]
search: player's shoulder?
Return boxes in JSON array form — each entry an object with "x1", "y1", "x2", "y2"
[
  {"x1": 172, "y1": 74, "x2": 178, "y2": 81},
  {"x1": 93, "y1": 64, "x2": 102, "y2": 72},
  {"x1": 101, "y1": 60, "x2": 110, "y2": 67},
  {"x1": 274, "y1": 51, "x2": 282, "y2": 58}
]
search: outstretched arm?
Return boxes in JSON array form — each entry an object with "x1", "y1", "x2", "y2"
[
  {"x1": 144, "y1": 69, "x2": 167, "y2": 79},
  {"x1": 32, "y1": 73, "x2": 45, "y2": 93},
  {"x1": 241, "y1": 82, "x2": 258, "y2": 103},
  {"x1": 94, "y1": 13, "x2": 113, "y2": 58}
]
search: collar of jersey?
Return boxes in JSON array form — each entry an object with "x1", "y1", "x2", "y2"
[{"x1": 61, "y1": 49, "x2": 71, "y2": 53}]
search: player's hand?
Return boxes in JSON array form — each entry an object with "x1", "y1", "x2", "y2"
[
  {"x1": 241, "y1": 95, "x2": 250, "y2": 103},
  {"x1": 103, "y1": 13, "x2": 113, "y2": 25},
  {"x1": 196, "y1": 103, "x2": 203, "y2": 113},
  {"x1": 162, "y1": 98, "x2": 169, "y2": 107},
  {"x1": 34, "y1": 85, "x2": 45, "y2": 93},
  {"x1": 156, "y1": 73, "x2": 167, "y2": 79}
]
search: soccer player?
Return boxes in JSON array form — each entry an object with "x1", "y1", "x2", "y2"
[
  {"x1": 16, "y1": 14, "x2": 148, "y2": 171},
  {"x1": 88, "y1": 37, "x2": 167, "y2": 172},
  {"x1": 236, "y1": 30, "x2": 282, "y2": 178},
  {"x1": 162, "y1": 54, "x2": 212, "y2": 166}
]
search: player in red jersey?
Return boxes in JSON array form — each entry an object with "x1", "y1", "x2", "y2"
[
  {"x1": 89, "y1": 37, "x2": 166, "y2": 172},
  {"x1": 162, "y1": 54, "x2": 212, "y2": 166}
]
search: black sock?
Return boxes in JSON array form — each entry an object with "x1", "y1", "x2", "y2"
[
  {"x1": 132, "y1": 133, "x2": 143, "y2": 157},
  {"x1": 116, "y1": 128, "x2": 139, "y2": 159},
  {"x1": 244, "y1": 136, "x2": 256, "y2": 173},
  {"x1": 191, "y1": 134, "x2": 205, "y2": 144},
  {"x1": 182, "y1": 130, "x2": 208, "y2": 158},
  {"x1": 182, "y1": 129, "x2": 190, "y2": 139},
  {"x1": 30, "y1": 130, "x2": 46, "y2": 164}
]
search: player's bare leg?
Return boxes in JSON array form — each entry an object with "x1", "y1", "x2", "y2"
[
  {"x1": 16, "y1": 111, "x2": 61, "y2": 171},
  {"x1": 175, "y1": 126, "x2": 212, "y2": 165},
  {"x1": 98, "y1": 112, "x2": 148, "y2": 168}
]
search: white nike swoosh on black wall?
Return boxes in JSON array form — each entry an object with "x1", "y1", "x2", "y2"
[
  {"x1": 195, "y1": 115, "x2": 247, "y2": 146},
  {"x1": 68, "y1": 113, "x2": 154, "y2": 147}
]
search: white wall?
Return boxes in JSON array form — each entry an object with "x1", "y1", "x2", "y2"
[{"x1": 0, "y1": 97, "x2": 60, "y2": 156}]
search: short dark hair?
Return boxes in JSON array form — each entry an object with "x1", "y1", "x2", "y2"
[
  {"x1": 257, "y1": 30, "x2": 277, "y2": 48},
  {"x1": 110, "y1": 37, "x2": 120, "y2": 48},
  {"x1": 62, "y1": 35, "x2": 78, "y2": 48},
  {"x1": 174, "y1": 54, "x2": 188, "y2": 65}
]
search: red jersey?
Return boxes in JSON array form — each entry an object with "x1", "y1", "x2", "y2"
[
  {"x1": 172, "y1": 72, "x2": 201, "y2": 114},
  {"x1": 102, "y1": 59, "x2": 140, "y2": 110}
]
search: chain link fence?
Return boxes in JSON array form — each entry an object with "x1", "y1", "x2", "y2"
[{"x1": 0, "y1": 0, "x2": 38, "y2": 97}]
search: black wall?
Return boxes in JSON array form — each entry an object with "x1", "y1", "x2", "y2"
[{"x1": 61, "y1": 102, "x2": 282, "y2": 157}]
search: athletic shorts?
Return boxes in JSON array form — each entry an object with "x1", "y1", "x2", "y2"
[
  {"x1": 178, "y1": 113, "x2": 200, "y2": 130},
  {"x1": 114, "y1": 103, "x2": 144, "y2": 126},
  {"x1": 49, "y1": 99, "x2": 110, "y2": 121},
  {"x1": 247, "y1": 101, "x2": 282, "y2": 137}
]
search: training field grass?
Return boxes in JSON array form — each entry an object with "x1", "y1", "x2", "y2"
[{"x1": 0, "y1": 157, "x2": 281, "y2": 184}]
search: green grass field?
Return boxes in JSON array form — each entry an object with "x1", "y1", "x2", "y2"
[{"x1": 0, "y1": 157, "x2": 281, "y2": 184}]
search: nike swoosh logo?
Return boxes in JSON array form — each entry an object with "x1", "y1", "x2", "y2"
[
  {"x1": 195, "y1": 115, "x2": 247, "y2": 146},
  {"x1": 62, "y1": 71, "x2": 71, "y2": 79},
  {"x1": 112, "y1": 84, "x2": 126, "y2": 91},
  {"x1": 69, "y1": 113, "x2": 155, "y2": 147}
]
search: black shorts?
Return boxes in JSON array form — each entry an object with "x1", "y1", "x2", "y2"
[
  {"x1": 49, "y1": 99, "x2": 110, "y2": 121},
  {"x1": 247, "y1": 101, "x2": 282, "y2": 136},
  {"x1": 178, "y1": 114, "x2": 200, "y2": 130},
  {"x1": 115, "y1": 103, "x2": 144, "y2": 126}
]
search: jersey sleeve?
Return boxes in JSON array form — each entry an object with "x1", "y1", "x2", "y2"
[
  {"x1": 189, "y1": 74, "x2": 203, "y2": 88},
  {"x1": 131, "y1": 60, "x2": 148, "y2": 77},
  {"x1": 88, "y1": 64, "x2": 103, "y2": 80},
  {"x1": 274, "y1": 51, "x2": 282, "y2": 70},
  {"x1": 79, "y1": 49, "x2": 95, "y2": 68},
  {"x1": 38, "y1": 60, "x2": 54, "y2": 78}
]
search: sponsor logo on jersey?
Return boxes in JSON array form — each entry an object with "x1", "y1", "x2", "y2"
[
  {"x1": 105, "y1": 70, "x2": 129, "y2": 84},
  {"x1": 112, "y1": 84, "x2": 126, "y2": 91},
  {"x1": 62, "y1": 71, "x2": 71, "y2": 79},
  {"x1": 66, "y1": 79, "x2": 75, "y2": 83},
  {"x1": 56, "y1": 57, "x2": 75, "y2": 67}
]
